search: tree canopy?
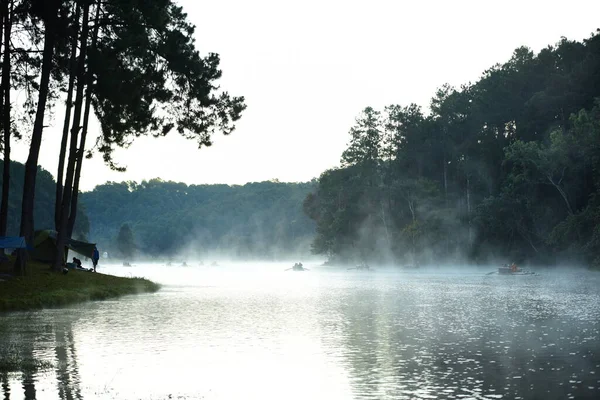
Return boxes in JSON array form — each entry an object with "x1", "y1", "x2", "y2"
[
  {"x1": 305, "y1": 31, "x2": 600, "y2": 268},
  {"x1": 0, "y1": 0, "x2": 245, "y2": 273},
  {"x1": 81, "y1": 179, "x2": 316, "y2": 260}
]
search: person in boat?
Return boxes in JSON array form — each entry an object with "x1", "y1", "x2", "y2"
[
  {"x1": 292, "y1": 262, "x2": 304, "y2": 271},
  {"x1": 510, "y1": 262, "x2": 518, "y2": 272}
]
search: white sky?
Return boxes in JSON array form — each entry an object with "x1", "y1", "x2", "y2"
[{"x1": 11, "y1": 0, "x2": 600, "y2": 192}]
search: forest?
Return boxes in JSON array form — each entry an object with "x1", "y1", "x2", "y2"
[
  {"x1": 0, "y1": 160, "x2": 89, "y2": 238},
  {"x1": 1, "y1": 0, "x2": 598, "y2": 271},
  {"x1": 1, "y1": 164, "x2": 315, "y2": 260},
  {"x1": 304, "y1": 31, "x2": 600, "y2": 268},
  {"x1": 80, "y1": 179, "x2": 316, "y2": 260}
]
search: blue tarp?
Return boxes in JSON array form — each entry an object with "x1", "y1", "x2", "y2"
[{"x1": 0, "y1": 236, "x2": 27, "y2": 249}]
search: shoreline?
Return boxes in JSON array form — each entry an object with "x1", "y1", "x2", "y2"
[{"x1": 0, "y1": 257, "x2": 160, "y2": 313}]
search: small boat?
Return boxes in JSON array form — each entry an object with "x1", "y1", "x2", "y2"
[
  {"x1": 497, "y1": 264, "x2": 535, "y2": 275},
  {"x1": 287, "y1": 262, "x2": 309, "y2": 271},
  {"x1": 348, "y1": 264, "x2": 372, "y2": 271}
]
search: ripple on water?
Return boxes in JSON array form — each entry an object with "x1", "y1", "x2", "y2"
[{"x1": 1, "y1": 266, "x2": 600, "y2": 399}]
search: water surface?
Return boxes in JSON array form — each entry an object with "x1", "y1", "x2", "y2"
[{"x1": 1, "y1": 263, "x2": 599, "y2": 399}]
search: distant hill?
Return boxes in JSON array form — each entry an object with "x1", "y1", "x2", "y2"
[
  {"x1": 80, "y1": 179, "x2": 317, "y2": 260},
  {"x1": 0, "y1": 160, "x2": 89, "y2": 238}
]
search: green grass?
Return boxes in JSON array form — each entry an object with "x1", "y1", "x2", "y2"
[{"x1": 0, "y1": 257, "x2": 160, "y2": 312}]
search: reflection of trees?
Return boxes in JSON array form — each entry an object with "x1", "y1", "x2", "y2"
[
  {"x1": 54, "y1": 319, "x2": 83, "y2": 400},
  {"x1": 18, "y1": 331, "x2": 37, "y2": 400},
  {"x1": 0, "y1": 325, "x2": 38, "y2": 400},
  {"x1": 341, "y1": 290, "x2": 382, "y2": 392},
  {"x1": 1, "y1": 371, "x2": 9, "y2": 400},
  {"x1": 318, "y1": 282, "x2": 600, "y2": 399},
  {"x1": 0, "y1": 312, "x2": 83, "y2": 400},
  {"x1": 21, "y1": 369, "x2": 36, "y2": 400}
]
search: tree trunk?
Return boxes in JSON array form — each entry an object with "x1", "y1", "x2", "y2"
[
  {"x1": 54, "y1": 2, "x2": 90, "y2": 270},
  {"x1": 55, "y1": 3, "x2": 80, "y2": 230},
  {"x1": 16, "y1": 3, "x2": 59, "y2": 275},
  {"x1": 442, "y1": 153, "x2": 449, "y2": 256},
  {"x1": 466, "y1": 170, "x2": 472, "y2": 245},
  {"x1": 379, "y1": 200, "x2": 390, "y2": 247},
  {"x1": 0, "y1": 0, "x2": 4, "y2": 112},
  {"x1": 547, "y1": 174, "x2": 574, "y2": 215},
  {"x1": 68, "y1": 1, "x2": 100, "y2": 238},
  {"x1": 0, "y1": 0, "x2": 11, "y2": 246}
]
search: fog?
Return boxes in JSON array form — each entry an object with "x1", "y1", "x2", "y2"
[{"x1": 3, "y1": 261, "x2": 599, "y2": 399}]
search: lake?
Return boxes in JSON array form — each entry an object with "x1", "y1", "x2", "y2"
[{"x1": 1, "y1": 263, "x2": 599, "y2": 399}]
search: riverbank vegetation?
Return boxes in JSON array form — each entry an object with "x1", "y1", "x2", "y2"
[
  {"x1": 304, "y1": 32, "x2": 600, "y2": 268},
  {"x1": 0, "y1": 169, "x2": 316, "y2": 260},
  {"x1": 81, "y1": 180, "x2": 316, "y2": 259},
  {"x1": 0, "y1": 257, "x2": 160, "y2": 312}
]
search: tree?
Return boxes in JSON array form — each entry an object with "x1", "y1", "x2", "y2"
[
  {"x1": 0, "y1": 0, "x2": 37, "y2": 249},
  {"x1": 0, "y1": 0, "x2": 14, "y2": 249},
  {"x1": 116, "y1": 223, "x2": 135, "y2": 260},
  {"x1": 52, "y1": 0, "x2": 246, "y2": 270},
  {"x1": 0, "y1": 160, "x2": 90, "y2": 238},
  {"x1": 341, "y1": 107, "x2": 382, "y2": 167},
  {"x1": 15, "y1": 0, "x2": 62, "y2": 275},
  {"x1": 504, "y1": 131, "x2": 578, "y2": 216},
  {"x1": 81, "y1": 180, "x2": 315, "y2": 259},
  {"x1": 304, "y1": 31, "x2": 600, "y2": 268}
]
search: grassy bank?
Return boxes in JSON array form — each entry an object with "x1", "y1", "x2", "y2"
[{"x1": 0, "y1": 257, "x2": 160, "y2": 312}]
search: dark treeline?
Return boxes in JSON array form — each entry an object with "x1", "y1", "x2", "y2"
[
  {"x1": 0, "y1": 0, "x2": 244, "y2": 274},
  {"x1": 0, "y1": 161, "x2": 89, "y2": 238},
  {"x1": 81, "y1": 179, "x2": 316, "y2": 260},
  {"x1": 304, "y1": 32, "x2": 600, "y2": 268}
]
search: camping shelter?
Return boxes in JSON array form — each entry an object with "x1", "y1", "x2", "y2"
[
  {"x1": 30, "y1": 230, "x2": 96, "y2": 263},
  {"x1": 0, "y1": 236, "x2": 27, "y2": 250}
]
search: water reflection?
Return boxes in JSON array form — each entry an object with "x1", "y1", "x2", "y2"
[
  {"x1": 0, "y1": 311, "x2": 84, "y2": 400},
  {"x1": 0, "y1": 265, "x2": 599, "y2": 399},
  {"x1": 54, "y1": 318, "x2": 83, "y2": 400},
  {"x1": 1, "y1": 371, "x2": 9, "y2": 400},
  {"x1": 22, "y1": 370, "x2": 35, "y2": 400},
  {"x1": 318, "y1": 274, "x2": 600, "y2": 399}
]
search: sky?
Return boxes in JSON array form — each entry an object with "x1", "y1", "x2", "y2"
[{"x1": 10, "y1": 0, "x2": 600, "y2": 192}]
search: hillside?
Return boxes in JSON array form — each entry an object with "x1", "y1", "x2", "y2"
[
  {"x1": 80, "y1": 179, "x2": 316, "y2": 260},
  {"x1": 0, "y1": 160, "x2": 89, "y2": 238}
]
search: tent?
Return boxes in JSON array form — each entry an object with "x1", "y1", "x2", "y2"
[
  {"x1": 0, "y1": 236, "x2": 27, "y2": 249},
  {"x1": 29, "y1": 230, "x2": 96, "y2": 263}
]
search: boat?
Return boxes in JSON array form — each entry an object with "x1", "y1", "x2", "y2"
[
  {"x1": 287, "y1": 262, "x2": 309, "y2": 271},
  {"x1": 497, "y1": 264, "x2": 535, "y2": 275},
  {"x1": 348, "y1": 263, "x2": 372, "y2": 271}
]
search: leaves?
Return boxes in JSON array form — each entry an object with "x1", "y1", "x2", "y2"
[{"x1": 305, "y1": 30, "x2": 600, "y2": 267}]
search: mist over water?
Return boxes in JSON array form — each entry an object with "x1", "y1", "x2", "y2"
[{"x1": 1, "y1": 263, "x2": 599, "y2": 399}]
